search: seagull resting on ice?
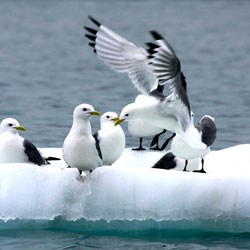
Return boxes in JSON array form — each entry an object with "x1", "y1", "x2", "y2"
[
  {"x1": 93, "y1": 111, "x2": 125, "y2": 165},
  {"x1": 0, "y1": 118, "x2": 59, "y2": 165},
  {"x1": 62, "y1": 104, "x2": 102, "y2": 174},
  {"x1": 170, "y1": 115, "x2": 217, "y2": 173}
]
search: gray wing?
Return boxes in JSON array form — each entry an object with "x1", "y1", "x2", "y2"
[
  {"x1": 23, "y1": 139, "x2": 46, "y2": 166},
  {"x1": 149, "y1": 31, "x2": 191, "y2": 131},
  {"x1": 84, "y1": 16, "x2": 158, "y2": 95}
]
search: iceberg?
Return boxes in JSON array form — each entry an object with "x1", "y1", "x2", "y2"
[{"x1": 1, "y1": 144, "x2": 250, "y2": 234}]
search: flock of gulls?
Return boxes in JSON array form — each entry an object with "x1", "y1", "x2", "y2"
[{"x1": 0, "y1": 16, "x2": 217, "y2": 176}]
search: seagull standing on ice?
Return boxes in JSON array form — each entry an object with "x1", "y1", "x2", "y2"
[
  {"x1": 84, "y1": 16, "x2": 174, "y2": 151},
  {"x1": 62, "y1": 104, "x2": 102, "y2": 174},
  {"x1": 128, "y1": 94, "x2": 167, "y2": 150},
  {"x1": 0, "y1": 118, "x2": 54, "y2": 165},
  {"x1": 93, "y1": 112, "x2": 125, "y2": 165},
  {"x1": 171, "y1": 115, "x2": 217, "y2": 173}
]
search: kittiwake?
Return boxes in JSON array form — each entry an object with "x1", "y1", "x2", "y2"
[
  {"x1": 62, "y1": 103, "x2": 102, "y2": 174},
  {"x1": 114, "y1": 30, "x2": 207, "y2": 150},
  {"x1": 171, "y1": 115, "x2": 217, "y2": 173},
  {"x1": 84, "y1": 16, "x2": 206, "y2": 149},
  {"x1": 0, "y1": 118, "x2": 57, "y2": 165},
  {"x1": 128, "y1": 94, "x2": 167, "y2": 151},
  {"x1": 84, "y1": 16, "x2": 174, "y2": 151},
  {"x1": 93, "y1": 112, "x2": 125, "y2": 165}
]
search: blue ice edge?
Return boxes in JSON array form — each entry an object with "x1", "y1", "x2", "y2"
[{"x1": 1, "y1": 218, "x2": 250, "y2": 236}]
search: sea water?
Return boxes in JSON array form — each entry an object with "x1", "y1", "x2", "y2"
[{"x1": 0, "y1": 0, "x2": 250, "y2": 249}]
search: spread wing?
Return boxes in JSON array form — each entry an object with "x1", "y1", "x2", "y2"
[
  {"x1": 149, "y1": 31, "x2": 191, "y2": 131},
  {"x1": 84, "y1": 16, "x2": 158, "y2": 95}
]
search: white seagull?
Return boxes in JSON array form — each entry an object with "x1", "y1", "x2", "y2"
[
  {"x1": 93, "y1": 112, "x2": 125, "y2": 165},
  {"x1": 84, "y1": 16, "x2": 205, "y2": 149},
  {"x1": 113, "y1": 29, "x2": 207, "y2": 149},
  {"x1": 62, "y1": 104, "x2": 102, "y2": 174},
  {"x1": 84, "y1": 16, "x2": 174, "y2": 151},
  {"x1": 0, "y1": 118, "x2": 58, "y2": 165},
  {"x1": 128, "y1": 94, "x2": 167, "y2": 150},
  {"x1": 171, "y1": 115, "x2": 217, "y2": 173}
]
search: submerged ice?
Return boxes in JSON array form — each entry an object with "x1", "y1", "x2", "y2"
[{"x1": 1, "y1": 145, "x2": 250, "y2": 233}]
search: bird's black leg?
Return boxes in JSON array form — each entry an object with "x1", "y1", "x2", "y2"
[
  {"x1": 193, "y1": 158, "x2": 206, "y2": 173},
  {"x1": 149, "y1": 134, "x2": 161, "y2": 150},
  {"x1": 183, "y1": 160, "x2": 189, "y2": 172},
  {"x1": 132, "y1": 138, "x2": 146, "y2": 151},
  {"x1": 159, "y1": 133, "x2": 176, "y2": 151},
  {"x1": 150, "y1": 129, "x2": 167, "y2": 150},
  {"x1": 67, "y1": 166, "x2": 84, "y2": 176}
]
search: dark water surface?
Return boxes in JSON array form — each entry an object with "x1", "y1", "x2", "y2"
[
  {"x1": 0, "y1": 229, "x2": 250, "y2": 250},
  {"x1": 1, "y1": 0, "x2": 250, "y2": 249}
]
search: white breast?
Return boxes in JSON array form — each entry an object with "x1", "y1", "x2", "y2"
[
  {"x1": 171, "y1": 134, "x2": 210, "y2": 160},
  {"x1": 0, "y1": 133, "x2": 27, "y2": 163},
  {"x1": 99, "y1": 126, "x2": 125, "y2": 165},
  {"x1": 63, "y1": 131, "x2": 102, "y2": 171}
]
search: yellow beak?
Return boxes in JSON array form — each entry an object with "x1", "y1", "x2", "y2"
[
  {"x1": 90, "y1": 110, "x2": 101, "y2": 116},
  {"x1": 16, "y1": 125, "x2": 27, "y2": 132},
  {"x1": 114, "y1": 118, "x2": 125, "y2": 126},
  {"x1": 112, "y1": 117, "x2": 120, "y2": 122}
]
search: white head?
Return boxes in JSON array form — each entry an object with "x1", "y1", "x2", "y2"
[
  {"x1": 115, "y1": 103, "x2": 141, "y2": 126},
  {"x1": 73, "y1": 103, "x2": 101, "y2": 121},
  {"x1": 100, "y1": 112, "x2": 119, "y2": 127},
  {"x1": 0, "y1": 118, "x2": 26, "y2": 134}
]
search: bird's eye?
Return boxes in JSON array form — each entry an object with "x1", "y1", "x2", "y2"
[
  {"x1": 125, "y1": 114, "x2": 129, "y2": 117},
  {"x1": 106, "y1": 115, "x2": 110, "y2": 119},
  {"x1": 82, "y1": 108, "x2": 88, "y2": 111},
  {"x1": 8, "y1": 123, "x2": 13, "y2": 127}
]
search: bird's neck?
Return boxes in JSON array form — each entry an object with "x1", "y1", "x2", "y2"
[
  {"x1": 71, "y1": 119, "x2": 92, "y2": 135},
  {"x1": 101, "y1": 122, "x2": 114, "y2": 130}
]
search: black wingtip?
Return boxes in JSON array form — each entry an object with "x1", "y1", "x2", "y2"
[
  {"x1": 88, "y1": 42, "x2": 96, "y2": 48},
  {"x1": 88, "y1": 42, "x2": 97, "y2": 53},
  {"x1": 85, "y1": 34, "x2": 96, "y2": 41},
  {"x1": 84, "y1": 26, "x2": 97, "y2": 35},
  {"x1": 150, "y1": 30, "x2": 163, "y2": 40},
  {"x1": 146, "y1": 42, "x2": 159, "y2": 59},
  {"x1": 88, "y1": 15, "x2": 101, "y2": 27},
  {"x1": 146, "y1": 42, "x2": 159, "y2": 49}
]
